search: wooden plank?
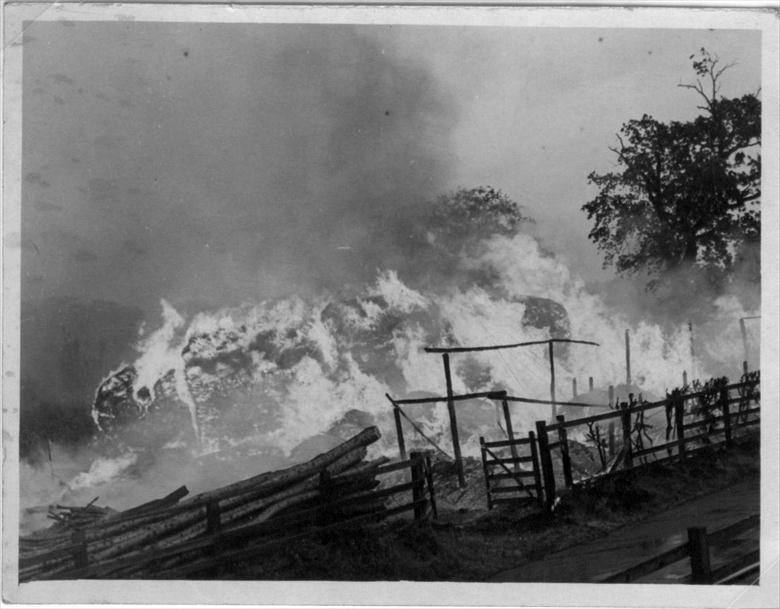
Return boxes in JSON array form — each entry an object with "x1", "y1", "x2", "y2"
[
  {"x1": 600, "y1": 543, "x2": 690, "y2": 582},
  {"x1": 489, "y1": 486, "x2": 530, "y2": 494},
  {"x1": 633, "y1": 440, "x2": 679, "y2": 459},
  {"x1": 707, "y1": 514, "x2": 759, "y2": 544},
  {"x1": 711, "y1": 550, "x2": 760, "y2": 584},
  {"x1": 483, "y1": 437, "x2": 532, "y2": 449},
  {"x1": 488, "y1": 496, "x2": 539, "y2": 506},
  {"x1": 505, "y1": 396, "x2": 604, "y2": 409},
  {"x1": 389, "y1": 390, "x2": 506, "y2": 405},
  {"x1": 374, "y1": 459, "x2": 413, "y2": 475},
  {"x1": 424, "y1": 338, "x2": 599, "y2": 354},
  {"x1": 487, "y1": 471, "x2": 537, "y2": 481},
  {"x1": 485, "y1": 456, "x2": 535, "y2": 466}
]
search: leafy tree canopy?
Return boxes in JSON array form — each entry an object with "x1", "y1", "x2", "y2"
[{"x1": 582, "y1": 49, "x2": 760, "y2": 291}]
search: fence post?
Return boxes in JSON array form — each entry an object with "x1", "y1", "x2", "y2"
[
  {"x1": 608, "y1": 421, "x2": 615, "y2": 457},
  {"x1": 71, "y1": 528, "x2": 88, "y2": 569},
  {"x1": 392, "y1": 404, "x2": 407, "y2": 460},
  {"x1": 556, "y1": 415, "x2": 573, "y2": 488},
  {"x1": 423, "y1": 451, "x2": 438, "y2": 520},
  {"x1": 502, "y1": 398, "x2": 519, "y2": 471},
  {"x1": 535, "y1": 420, "x2": 556, "y2": 512},
  {"x1": 548, "y1": 341, "x2": 557, "y2": 420},
  {"x1": 442, "y1": 353, "x2": 466, "y2": 488},
  {"x1": 683, "y1": 370, "x2": 688, "y2": 387},
  {"x1": 410, "y1": 451, "x2": 427, "y2": 520},
  {"x1": 720, "y1": 387, "x2": 732, "y2": 447},
  {"x1": 688, "y1": 527, "x2": 712, "y2": 584},
  {"x1": 743, "y1": 360, "x2": 749, "y2": 376},
  {"x1": 528, "y1": 431, "x2": 544, "y2": 508},
  {"x1": 608, "y1": 385, "x2": 614, "y2": 408},
  {"x1": 572, "y1": 378, "x2": 577, "y2": 398},
  {"x1": 620, "y1": 402, "x2": 633, "y2": 469},
  {"x1": 589, "y1": 376, "x2": 594, "y2": 392},
  {"x1": 675, "y1": 393, "x2": 687, "y2": 462},
  {"x1": 479, "y1": 437, "x2": 492, "y2": 510},
  {"x1": 625, "y1": 329, "x2": 631, "y2": 386}
]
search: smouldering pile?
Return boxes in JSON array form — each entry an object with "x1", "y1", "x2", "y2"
[{"x1": 20, "y1": 427, "x2": 393, "y2": 580}]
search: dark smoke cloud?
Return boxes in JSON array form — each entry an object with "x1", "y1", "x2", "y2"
[{"x1": 22, "y1": 23, "x2": 455, "y2": 313}]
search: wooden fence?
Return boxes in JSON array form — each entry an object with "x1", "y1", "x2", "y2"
[
  {"x1": 600, "y1": 514, "x2": 759, "y2": 584},
  {"x1": 20, "y1": 431, "x2": 437, "y2": 581},
  {"x1": 479, "y1": 373, "x2": 759, "y2": 512}
]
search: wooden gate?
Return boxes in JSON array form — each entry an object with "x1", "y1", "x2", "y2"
[{"x1": 479, "y1": 433, "x2": 544, "y2": 510}]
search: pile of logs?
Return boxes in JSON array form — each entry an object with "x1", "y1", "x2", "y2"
[{"x1": 19, "y1": 426, "x2": 430, "y2": 581}]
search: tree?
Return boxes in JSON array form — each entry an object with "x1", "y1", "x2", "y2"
[{"x1": 582, "y1": 50, "x2": 760, "y2": 292}]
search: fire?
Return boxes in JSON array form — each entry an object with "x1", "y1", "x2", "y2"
[{"x1": 90, "y1": 233, "x2": 758, "y2": 468}]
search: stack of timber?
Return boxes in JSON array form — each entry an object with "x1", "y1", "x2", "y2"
[{"x1": 19, "y1": 426, "x2": 426, "y2": 581}]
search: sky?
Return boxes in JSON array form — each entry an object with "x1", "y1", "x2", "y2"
[{"x1": 20, "y1": 21, "x2": 761, "y2": 318}]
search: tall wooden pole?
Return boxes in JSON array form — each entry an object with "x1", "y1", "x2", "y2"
[
  {"x1": 442, "y1": 353, "x2": 465, "y2": 488},
  {"x1": 625, "y1": 329, "x2": 631, "y2": 387},
  {"x1": 688, "y1": 321, "x2": 696, "y2": 379},
  {"x1": 571, "y1": 378, "x2": 577, "y2": 398},
  {"x1": 588, "y1": 376, "x2": 594, "y2": 392},
  {"x1": 739, "y1": 317, "x2": 749, "y2": 371},
  {"x1": 548, "y1": 341, "x2": 556, "y2": 421}
]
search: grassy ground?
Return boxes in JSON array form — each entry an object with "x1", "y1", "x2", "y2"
[{"x1": 211, "y1": 433, "x2": 759, "y2": 581}]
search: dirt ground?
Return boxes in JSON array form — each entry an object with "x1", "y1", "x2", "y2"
[{"x1": 213, "y1": 433, "x2": 759, "y2": 581}]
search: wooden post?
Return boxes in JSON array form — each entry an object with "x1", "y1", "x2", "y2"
[
  {"x1": 71, "y1": 528, "x2": 88, "y2": 569},
  {"x1": 572, "y1": 378, "x2": 577, "y2": 398},
  {"x1": 720, "y1": 387, "x2": 732, "y2": 446},
  {"x1": 589, "y1": 376, "x2": 594, "y2": 392},
  {"x1": 479, "y1": 437, "x2": 492, "y2": 510},
  {"x1": 675, "y1": 393, "x2": 686, "y2": 462},
  {"x1": 410, "y1": 451, "x2": 427, "y2": 520},
  {"x1": 683, "y1": 370, "x2": 688, "y2": 387},
  {"x1": 548, "y1": 341, "x2": 557, "y2": 420},
  {"x1": 556, "y1": 415, "x2": 573, "y2": 488},
  {"x1": 528, "y1": 431, "x2": 544, "y2": 508},
  {"x1": 740, "y1": 317, "x2": 749, "y2": 371},
  {"x1": 625, "y1": 329, "x2": 631, "y2": 386},
  {"x1": 608, "y1": 421, "x2": 615, "y2": 457},
  {"x1": 688, "y1": 527, "x2": 712, "y2": 584},
  {"x1": 423, "y1": 452, "x2": 438, "y2": 520},
  {"x1": 502, "y1": 398, "x2": 519, "y2": 471},
  {"x1": 688, "y1": 321, "x2": 696, "y2": 379},
  {"x1": 620, "y1": 402, "x2": 633, "y2": 469},
  {"x1": 743, "y1": 360, "x2": 749, "y2": 377},
  {"x1": 608, "y1": 384, "x2": 614, "y2": 408},
  {"x1": 442, "y1": 353, "x2": 465, "y2": 488},
  {"x1": 535, "y1": 420, "x2": 556, "y2": 512},
  {"x1": 392, "y1": 404, "x2": 407, "y2": 460}
]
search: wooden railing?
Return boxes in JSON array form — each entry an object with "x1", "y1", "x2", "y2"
[{"x1": 600, "y1": 514, "x2": 759, "y2": 584}]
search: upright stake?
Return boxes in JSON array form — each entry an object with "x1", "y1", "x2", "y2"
[
  {"x1": 720, "y1": 387, "x2": 732, "y2": 447},
  {"x1": 740, "y1": 317, "x2": 749, "y2": 371},
  {"x1": 528, "y1": 431, "x2": 544, "y2": 508},
  {"x1": 589, "y1": 376, "x2": 594, "y2": 392},
  {"x1": 683, "y1": 370, "x2": 688, "y2": 387},
  {"x1": 535, "y1": 420, "x2": 556, "y2": 512},
  {"x1": 410, "y1": 451, "x2": 427, "y2": 521},
  {"x1": 675, "y1": 393, "x2": 687, "y2": 462},
  {"x1": 608, "y1": 421, "x2": 616, "y2": 457},
  {"x1": 548, "y1": 341, "x2": 556, "y2": 420},
  {"x1": 392, "y1": 404, "x2": 407, "y2": 459},
  {"x1": 556, "y1": 415, "x2": 573, "y2": 488},
  {"x1": 688, "y1": 527, "x2": 712, "y2": 584},
  {"x1": 625, "y1": 329, "x2": 631, "y2": 386},
  {"x1": 502, "y1": 398, "x2": 519, "y2": 471},
  {"x1": 688, "y1": 321, "x2": 696, "y2": 379},
  {"x1": 572, "y1": 378, "x2": 577, "y2": 398},
  {"x1": 608, "y1": 384, "x2": 615, "y2": 408},
  {"x1": 442, "y1": 353, "x2": 465, "y2": 488},
  {"x1": 620, "y1": 402, "x2": 633, "y2": 469}
]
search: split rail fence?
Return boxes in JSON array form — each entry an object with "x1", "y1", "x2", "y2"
[
  {"x1": 600, "y1": 514, "x2": 760, "y2": 584},
  {"x1": 20, "y1": 428, "x2": 436, "y2": 581}
]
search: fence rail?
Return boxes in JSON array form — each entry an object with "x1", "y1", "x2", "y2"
[{"x1": 600, "y1": 514, "x2": 759, "y2": 584}]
